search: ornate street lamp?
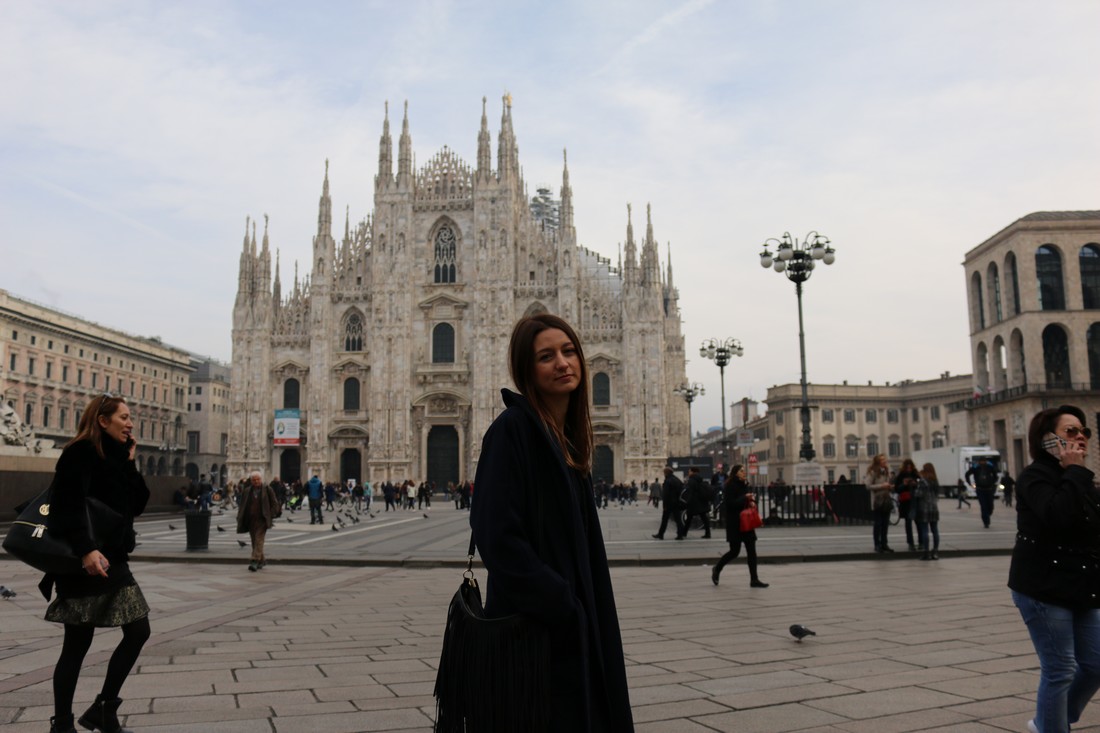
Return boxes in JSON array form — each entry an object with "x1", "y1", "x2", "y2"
[
  {"x1": 759, "y1": 231, "x2": 836, "y2": 462},
  {"x1": 673, "y1": 382, "x2": 705, "y2": 454},
  {"x1": 699, "y1": 338, "x2": 744, "y2": 462}
]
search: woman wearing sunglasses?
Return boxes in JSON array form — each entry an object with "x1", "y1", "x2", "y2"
[{"x1": 1009, "y1": 405, "x2": 1099, "y2": 733}]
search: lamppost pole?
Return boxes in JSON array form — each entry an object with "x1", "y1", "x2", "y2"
[
  {"x1": 699, "y1": 338, "x2": 744, "y2": 465},
  {"x1": 759, "y1": 231, "x2": 836, "y2": 463},
  {"x1": 673, "y1": 382, "x2": 705, "y2": 455}
]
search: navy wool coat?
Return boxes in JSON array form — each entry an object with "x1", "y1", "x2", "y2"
[{"x1": 471, "y1": 389, "x2": 634, "y2": 732}]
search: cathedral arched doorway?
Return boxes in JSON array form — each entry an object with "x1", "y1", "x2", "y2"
[
  {"x1": 280, "y1": 449, "x2": 302, "y2": 483},
  {"x1": 340, "y1": 449, "x2": 362, "y2": 485},
  {"x1": 593, "y1": 445, "x2": 614, "y2": 483},
  {"x1": 427, "y1": 425, "x2": 459, "y2": 488}
]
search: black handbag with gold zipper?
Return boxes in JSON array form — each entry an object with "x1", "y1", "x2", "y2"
[{"x1": 2, "y1": 479, "x2": 117, "y2": 574}]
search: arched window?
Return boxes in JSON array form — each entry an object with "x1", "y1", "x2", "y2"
[
  {"x1": 987, "y1": 263, "x2": 1002, "y2": 323},
  {"x1": 1088, "y1": 323, "x2": 1100, "y2": 389},
  {"x1": 432, "y1": 323, "x2": 455, "y2": 363},
  {"x1": 970, "y1": 271, "x2": 985, "y2": 330},
  {"x1": 975, "y1": 342, "x2": 990, "y2": 391},
  {"x1": 865, "y1": 436, "x2": 879, "y2": 457},
  {"x1": 776, "y1": 438, "x2": 785, "y2": 460},
  {"x1": 592, "y1": 372, "x2": 610, "y2": 406},
  {"x1": 1042, "y1": 324, "x2": 1071, "y2": 388},
  {"x1": 888, "y1": 435, "x2": 901, "y2": 458},
  {"x1": 433, "y1": 224, "x2": 457, "y2": 283},
  {"x1": 283, "y1": 378, "x2": 300, "y2": 409},
  {"x1": 1036, "y1": 245, "x2": 1065, "y2": 310},
  {"x1": 1081, "y1": 244, "x2": 1100, "y2": 309},
  {"x1": 344, "y1": 312, "x2": 364, "y2": 351},
  {"x1": 1005, "y1": 252, "x2": 1021, "y2": 316},
  {"x1": 343, "y1": 377, "x2": 360, "y2": 411},
  {"x1": 1010, "y1": 328, "x2": 1027, "y2": 387}
]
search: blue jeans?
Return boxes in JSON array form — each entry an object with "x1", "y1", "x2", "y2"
[
  {"x1": 1012, "y1": 590, "x2": 1100, "y2": 732},
  {"x1": 916, "y1": 521, "x2": 939, "y2": 551}
]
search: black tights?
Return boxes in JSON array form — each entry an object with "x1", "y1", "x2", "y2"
[
  {"x1": 714, "y1": 537, "x2": 760, "y2": 582},
  {"x1": 53, "y1": 617, "x2": 150, "y2": 719}
]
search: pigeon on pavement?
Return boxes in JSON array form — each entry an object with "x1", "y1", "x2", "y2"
[
  {"x1": 789, "y1": 624, "x2": 816, "y2": 641},
  {"x1": 331, "y1": 523, "x2": 339, "y2": 532},
  {"x1": 168, "y1": 524, "x2": 177, "y2": 530},
  {"x1": 237, "y1": 540, "x2": 246, "y2": 548},
  {"x1": 216, "y1": 525, "x2": 225, "y2": 532}
]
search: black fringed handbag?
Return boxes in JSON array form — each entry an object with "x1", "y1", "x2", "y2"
[{"x1": 433, "y1": 535, "x2": 552, "y2": 733}]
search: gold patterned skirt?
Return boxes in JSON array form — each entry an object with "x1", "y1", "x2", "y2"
[{"x1": 45, "y1": 582, "x2": 149, "y2": 627}]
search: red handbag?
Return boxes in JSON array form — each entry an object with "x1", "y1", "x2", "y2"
[{"x1": 739, "y1": 502, "x2": 763, "y2": 532}]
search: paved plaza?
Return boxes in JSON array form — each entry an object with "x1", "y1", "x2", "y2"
[{"x1": 3, "y1": 501, "x2": 1098, "y2": 732}]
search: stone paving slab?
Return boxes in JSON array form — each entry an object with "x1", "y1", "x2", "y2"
[{"x1": 6, "y1": 555, "x2": 1100, "y2": 731}]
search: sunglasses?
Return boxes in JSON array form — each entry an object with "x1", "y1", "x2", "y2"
[{"x1": 1062, "y1": 426, "x2": 1092, "y2": 440}]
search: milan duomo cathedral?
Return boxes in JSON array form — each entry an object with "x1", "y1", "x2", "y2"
[{"x1": 228, "y1": 96, "x2": 690, "y2": 488}]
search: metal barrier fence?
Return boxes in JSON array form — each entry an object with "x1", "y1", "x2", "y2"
[{"x1": 714, "y1": 484, "x2": 874, "y2": 527}]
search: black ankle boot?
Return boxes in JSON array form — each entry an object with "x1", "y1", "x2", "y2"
[
  {"x1": 49, "y1": 715, "x2": 76, "y2": 733},
  {"x1": 77, "y1": 695, "x2": 131, "y2": 733}
]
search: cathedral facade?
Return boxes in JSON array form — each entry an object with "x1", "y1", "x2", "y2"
[{"x1": 228, "y1": 97, "x2": 689, "y2": 487}]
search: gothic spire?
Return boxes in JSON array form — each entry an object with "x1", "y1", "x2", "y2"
[
  {"x1": 476, "y1": 96, "x2": 492, "y2": 182},
  {"x1": 623, "y1": 203, "x2": 638, "y2": 285},
  {"x1": 666, "y1": 241, "x2": 674, "y2": 288},
  {"x1": 560, "y1": 148, "x2": 574, "y2": 233},
  {"x1": 242, "y1": 215, "x2": 251, "y2": 253},
  {"x1": 317, "y1": 160, "x2": 332, "y2": 237},
  {"x1": 640, "y1": 202, "x2": 660, "y2": 285},
  {"x1": 377, "y1": 100, "x2": 393, "y2": 189},
  {"x1": 273, "y1": 249, "x2": 282, "y2": 304},
  {"x1": 397, "y1": 100, "x2": 412, "y2": 187},
  {"x1": 497, "y1": 93, "x2": 515, "y2": 181}
]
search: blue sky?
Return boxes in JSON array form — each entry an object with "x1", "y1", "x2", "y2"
[{"x1": 1, "y1": 0, "x2": 1097, "y2": 431}]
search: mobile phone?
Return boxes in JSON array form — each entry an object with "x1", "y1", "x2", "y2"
[{"x1": 1042, "y1": 432, "x2": 1067, "y2": 458}]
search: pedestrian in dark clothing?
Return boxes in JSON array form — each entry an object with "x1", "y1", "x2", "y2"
[
  {"x1": 42, "y1": 395, "x2": 151, "y2": 733},
  {"x1": 1002, "y1": 471, "x2": 1015, "y2": 506},
  {"x1": 1009, "y1": 405, "x2": 1099, "y2": 733},
  {"x1": 957, "y1": 478, "x2": 972, "y2": 509},
  {"x1": 470, "y1": 314, "x2": 634, "y2": 732},
  {"x1": 680, "y1": 467, "x2": 712, "y2": 539},
  {"x1": 652, "y1": 467, "x2": 685, "y2": 540},
  {"x1": 712, "y1": 465, "x2": 767, "y2": 587},
  {"x1": 894, "y1": 458, "x2": 920, "y2": 551},
  {"x1": 384, "y1": 481, "x2": 397, "y2": 511},
  {"x1": 966, "y1": 456, "x2": 999, "y2": 527},
  {"x1": 324, "y1": 482, "x2": 336, "y2": 511}
]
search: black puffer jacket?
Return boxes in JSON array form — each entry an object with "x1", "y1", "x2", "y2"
[
  {"x1": 46, "y1": 436, "x2": 150, "y2": 598},
  {"x1": 1008, "y1": 452, "x2": 1100, "y2": 608}
]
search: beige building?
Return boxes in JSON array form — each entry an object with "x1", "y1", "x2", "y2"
[
  {"x1": 960, "y1": 210, "x2": 1100, "y2": 474},
  {"x1": 742, "y1": 374, "x2": 973, "y2": 484},
  {"x1": 0, "y1": 288, "x2": 193, "y2": 476},
  {"x1": 185, "y1": 357, "x2": 231, "y2": 485},
  {"x1": 229, "y1": 97, "x2": 689, "y2": 486}
]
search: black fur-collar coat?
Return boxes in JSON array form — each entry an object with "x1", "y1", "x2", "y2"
[
  {"x1": 47, "y1": 436, "x2": 149, "y2": 598},
  {"x1": 471, "y1": 389, "x2": 634, "y2": 732}
]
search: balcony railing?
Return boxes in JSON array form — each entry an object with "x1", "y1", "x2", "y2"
[{"x1": 950, "y1": 382, "x2": 1099, "y2": 410}]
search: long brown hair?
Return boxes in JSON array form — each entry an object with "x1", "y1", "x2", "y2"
[
  {"x1": 67, "y1": 394, "x2": 129, "y2": 458},
  {"x1": 509, "y1": 314, "x2": 593, "y2": 472}
]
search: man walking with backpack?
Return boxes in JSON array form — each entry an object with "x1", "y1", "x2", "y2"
[{"x1": 965, "y1": 457, "x2": 999, "y2": 528}]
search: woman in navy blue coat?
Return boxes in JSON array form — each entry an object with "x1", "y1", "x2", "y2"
[{"x1": 471, "y1": 314, "x2": 634, "y2": 732}]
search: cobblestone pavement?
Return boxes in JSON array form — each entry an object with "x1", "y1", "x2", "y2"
[{"x1": 3, "y1": 554, "x2": 1100, "y2": 732}]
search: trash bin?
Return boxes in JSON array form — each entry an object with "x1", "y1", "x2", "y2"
[{"x1": 184, "y1": 509, "x2": 211, "y2": 551}]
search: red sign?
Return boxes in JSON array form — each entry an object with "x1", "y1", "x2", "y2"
[{"x1": 748, "y1": 454, "x2": 758, "y2": 464}]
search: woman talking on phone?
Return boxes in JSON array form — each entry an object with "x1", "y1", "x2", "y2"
[
  {"x1": 1009, "y1": 405, "x2": 1099, "y2": 733},
  {"x1": 44, "y1": 395, "x2": 150, "y2": 733}
]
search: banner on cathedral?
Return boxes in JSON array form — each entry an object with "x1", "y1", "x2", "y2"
[{"x1": 273, "y1": 409, "x2": 300, "y2": 446}]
